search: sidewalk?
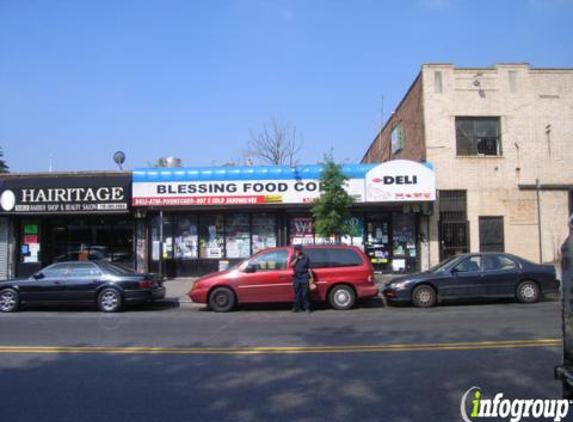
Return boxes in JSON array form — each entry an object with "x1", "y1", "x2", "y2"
[
  {"x1": 163, "y1": 274, "x2": 394, "y2": 305},
  {"x1": 163, "y1": 278, "x2": 197, "y2": 303}
]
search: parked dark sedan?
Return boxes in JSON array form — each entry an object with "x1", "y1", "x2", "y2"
[
  {"x1": 383, "y1": 252, "x2": 559, "y2": 307},
  {"x1": 0, "y1": 261, "x2": 165, "y2": 313}
]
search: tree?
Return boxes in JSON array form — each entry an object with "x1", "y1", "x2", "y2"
[
  {"x1": 311, "y1": 153, "x2": 355, "y2": 242},
  {"x1": 147, "y1": 157, "x2": 183, "y2": 168},
  {"x1": 0, "y1": 147, "x2": 9, "y2": 173},
  {"x1": 247, "y1": 117, "x2": 302, "y2": 166}
]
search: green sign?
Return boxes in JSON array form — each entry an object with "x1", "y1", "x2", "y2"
[{"x1": 24, "y1": 224, "x2": 38, "y2": 235}]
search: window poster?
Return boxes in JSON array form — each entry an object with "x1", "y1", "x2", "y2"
[
  {"x1": 252, "y1": 214, "x2": 277, "y2": 254},
  {"x1": 175, "y1": 217, "x2": 198, "y2": 259},
  {"x1": 290, "y1": 217, "x2": 314, "y2": 245},
  {"x1": 20, "y1": 221, "x2": 40, "y2": 264},
  {"x1": 226, "y1": 214, "x2": 250, "y2": 258}
]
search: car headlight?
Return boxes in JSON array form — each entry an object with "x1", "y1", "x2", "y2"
[{"x1": 390, "y1": 281, "x2": 410, "y2": 290}]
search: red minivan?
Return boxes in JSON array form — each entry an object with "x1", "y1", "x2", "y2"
[{"x1": 188, "y1": 245, "x2": 378, "y2": 311}]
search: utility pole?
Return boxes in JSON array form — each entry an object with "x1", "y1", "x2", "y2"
[
  {"x1": 536, "y1": 179, "x2": 543, "y2": 263},
  {"x1": 159, "y1": 210, "x2": 164, "y2": 278}
]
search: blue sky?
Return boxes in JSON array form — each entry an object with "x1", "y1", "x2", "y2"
[{"x1": 1, "y1": 0, "x2": 572, "y2": 172}]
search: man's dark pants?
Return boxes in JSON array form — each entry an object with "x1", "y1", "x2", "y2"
[{"x1": 293, "y1": 280, "x2": 311, "y2": 311}]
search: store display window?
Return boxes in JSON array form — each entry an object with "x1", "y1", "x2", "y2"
[
  {"x1": 252, "y1": 213, "x2": 277, "y2": 254},
  {"x1": 200, "y1": 214, "x2": 224, "y2": 258},
  {"x1": 226, "y1": 213, "x2": 251, "y2": 258},
  {"x1": 341, "y1": 216, "x2": 365, "y2": 249},
  {"x1": 174, "y1": 216, "x2": 198, "y2": 259},
  {"x1": 290, "y1": 216, "x2": 314, "y2": 245}
]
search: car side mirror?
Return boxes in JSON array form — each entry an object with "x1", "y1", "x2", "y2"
[
  {"x1": 33, "y1": 272, "x2": 45, "y2": 280},
  {"x1": 244, "y1": 264, "x2": 258, "y2": 274}
]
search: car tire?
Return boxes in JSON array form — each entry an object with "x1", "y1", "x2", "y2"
[
  {"x1": 97, "y1": 288, "x2": 123, "y2": 312},
  {"x1": 0, "y1": 288, "x2": 19, "y2": 313},
  {"x1": 328, "y1": 285, "x2": 356, "y2": 310},
  {"x1": 208, "y1": 287, "x2": 236, "y2": 312},
  {"x1": 412, "y1": 285, "x2": 437, "y2": 308},
  {"x1": 516, "y1": 280, "x2": 540, "y2": 304}
]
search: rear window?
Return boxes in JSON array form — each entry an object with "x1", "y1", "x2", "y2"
[{"x1": 305, "y1": 248, "x2": 364, "y2": 269}]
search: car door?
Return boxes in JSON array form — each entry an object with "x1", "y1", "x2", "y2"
[
  {"x1": 439, "y1": 256, "x2": 484, "y2": 299},
  {"x1": 19, "y1": 263, "x2": 69, "y2": 302},
  {"x1": 481, "y1": 254, "x2": 521, "y2": 297},
  {"x1": 62, "y1": 262, "x2": 104, "y2": 301},
  {"x1": 236, "y1": 249, "x2": 293, "y2": 303}
]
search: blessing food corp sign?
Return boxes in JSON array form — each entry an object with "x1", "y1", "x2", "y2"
[{"x1": 131, "y1": 160, "x2": 436, "y2": 207}]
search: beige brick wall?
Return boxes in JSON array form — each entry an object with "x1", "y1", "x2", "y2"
[{"x1": 423, "y1": 64, "x2": 573, "y2": 265}]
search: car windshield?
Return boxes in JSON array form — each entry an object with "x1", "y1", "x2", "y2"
[
  {"x1": 98, "y1": 262, "x2": 136, "y2": 275},
  {"x1": 429, "y1": 256, "x2": 460, "y2": 273}
]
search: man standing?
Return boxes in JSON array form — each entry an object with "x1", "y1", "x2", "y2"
[{"x1": 290, "y1": 244, "x2": 312, "y2": 313}]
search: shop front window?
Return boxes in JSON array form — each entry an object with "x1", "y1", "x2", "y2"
[
  {"x1": 226, "y1": 213, "x2": 251, "y2": 258},
  {"x1": 174, "y1": 216, "x2": 198, "y2": 259},
  {"x1": 150, "y1": 215, "x2": 173, "y2": 261},
  {"x1": 252, "y1": 213, "x2": 277, "y2": 254},
  {"x1": 46, "y1": 217, "x2": 134, "y2": 267},
  {"x1": 290, "y1": 216, "x2": 314, "y2": 245},
  {"x1": 341, "y1": 216, "x2": 364, "y2": 249},
  {"x1": 200, "y1": 214, "x2": 224, "y2": 258}
]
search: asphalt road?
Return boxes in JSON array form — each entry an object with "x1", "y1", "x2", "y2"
[{"x1": 0, "y1": 298, "x2": 569, "y2": 422}]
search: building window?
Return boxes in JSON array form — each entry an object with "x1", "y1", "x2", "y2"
[
  {"x1": 174, "y1": 215, "x2": 198, "y2": 259},
  {"x1": 456, "y1": 117, "x2": 501, "y2": 156},
  {"x1": 252, "y1": 213, "x2": 277, "y2": 254},
  {"x1": 479, "y1": 216, "x2": 504, "y2": 252},
  {"x1": 289, "y1": 216, "x2": 314, "y2": 245},
  {"x1": 226, "y1": 213, "x2": 251, "y2": 258},
  {"x1": 199, "y1": 214, "x2": 224, "y2": 259}
]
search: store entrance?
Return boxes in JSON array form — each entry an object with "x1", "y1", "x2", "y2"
[{"x1": 365, "y1": 215, "x2": 391, "y2": 272}]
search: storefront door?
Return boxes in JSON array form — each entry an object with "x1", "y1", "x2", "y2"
[{"x1": 365, "y1": 216, "x2": 391, "y2": 272}]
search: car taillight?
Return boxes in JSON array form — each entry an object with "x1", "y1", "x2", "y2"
[{"x1": 139, "y1": 281, "x2": 150, "y2": 289}]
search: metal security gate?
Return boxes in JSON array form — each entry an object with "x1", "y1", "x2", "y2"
[
  {"x1": 439, "y1": 221, "x2": 469, "y2": 260},
  {"x1": 0, "y1": 217, "x2": 9, "y2": 280},
  {"x1": 438, "y1": 190, "x2": 470, "y2": 261},
  {"x1": 479, "y1": 216, "x2": 504, "y2": 252}
]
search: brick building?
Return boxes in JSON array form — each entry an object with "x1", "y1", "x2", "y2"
[{"x1": 363, "y1": 63, "x2": 573, "y2": 268}]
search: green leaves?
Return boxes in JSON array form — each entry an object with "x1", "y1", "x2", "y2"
[{"x1": 310, "y1": 155, "x2": 354, "y2": 242}]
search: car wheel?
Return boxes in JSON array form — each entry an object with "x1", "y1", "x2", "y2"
[
  {"x1": 516, "y1": 280, "x2": 540, "y2": 304},
  {"x1": 0, "y1": 288, "x2": 19, "y2": 313},
  {"x1": 208, "y1": 287, "x2": 236, "y2": 312},
  {"x1": 98, "y1": 288, "x2": 123, "y2": 312},
  {"x1": 412, "y1": 285, "x2": 437, "y2": 308},
  {"x1": 328, "y1": 285, "x2": 356, "y2": 310}
]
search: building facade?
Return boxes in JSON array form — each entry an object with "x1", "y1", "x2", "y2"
[
  {"x1": 0, "y1": 172, "x2": 134, "y2": 279},
  {"x1": 363, "y1": 63, "x2": 573, "y2": 267},
  {"x1": 0, "y1": 160, "x2": 436, "y2": 278}
]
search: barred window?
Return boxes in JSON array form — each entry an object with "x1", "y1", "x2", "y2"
[{"x1": 456, "y1": 117, "x2": 501, "y2": 156}]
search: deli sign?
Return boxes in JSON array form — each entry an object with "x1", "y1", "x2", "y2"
[
  {"x1": 132, "y1": 160, "x2": 436, "y2": 206},
  {"x1": 0, "y1": 175, "x2": 131, "y2": 214}
]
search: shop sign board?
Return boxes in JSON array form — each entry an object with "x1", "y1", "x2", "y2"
[
  {"x1": 132, "y1": 160, "x2": 435, "y2": 207},
  {"x1": 0, "y1": 175, "x2": 131, "y2": 214}
]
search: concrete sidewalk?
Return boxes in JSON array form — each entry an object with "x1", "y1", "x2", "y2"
[
  {"x1": 163, "y1": 274, "x2": 395, "y2": 305},
  {"x1": 163, "y1": 278, "x2": 197, "y2": 303}
]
